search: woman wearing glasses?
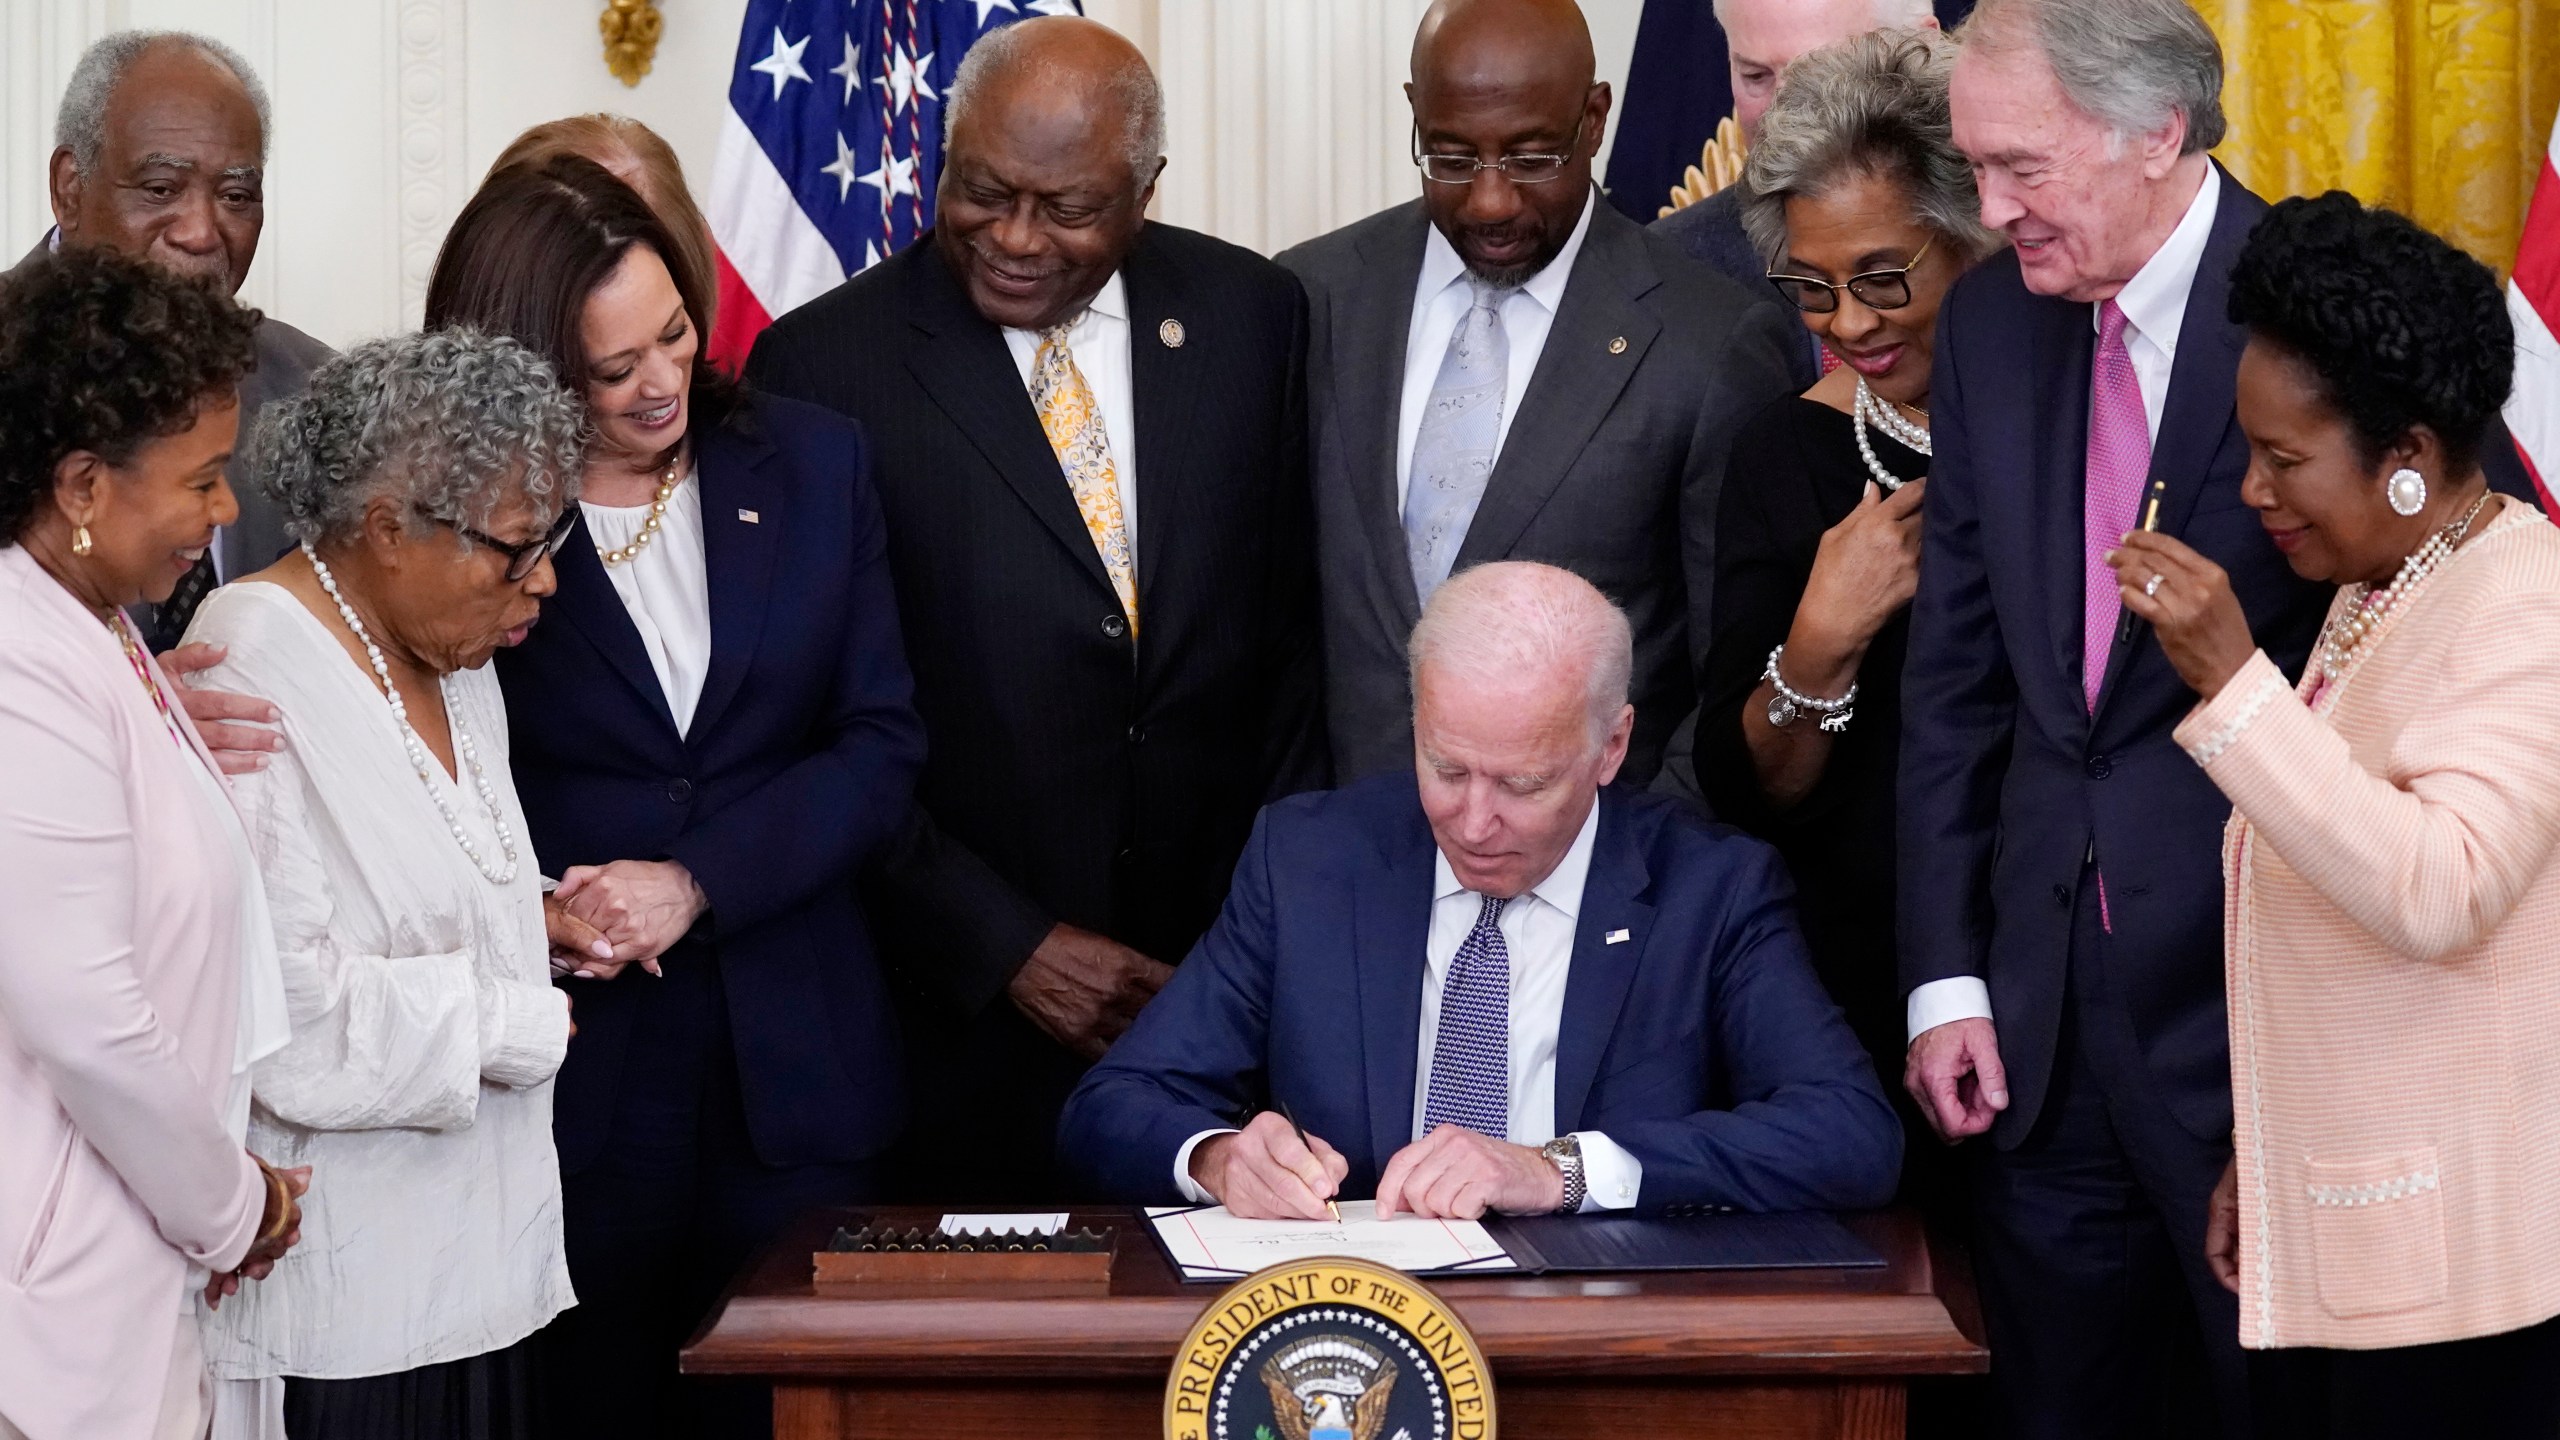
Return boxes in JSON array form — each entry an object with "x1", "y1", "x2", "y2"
[
  {"x1": 1696, "y1": 28, "x2": 1999, "y2": 1196},
  {"x1": 426, "y1": 156, "x2": 924, "y2": 1439},
  {"x1": 186, "y1": 329, "x2": 590, "y2": 1435}
]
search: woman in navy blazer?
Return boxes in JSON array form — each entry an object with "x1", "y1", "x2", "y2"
[{"x1": 425, "y1": 156, "x2": 923, "y2": 1440}]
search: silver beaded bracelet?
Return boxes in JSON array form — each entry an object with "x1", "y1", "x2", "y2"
[{"x1": 1763, "y1": 644, "x2": 1858, "y2": 733}]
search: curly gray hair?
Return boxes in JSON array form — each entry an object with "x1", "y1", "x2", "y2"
[
  {"x1": 57, "y1": 31, "x2": 272, "y2": 174},
  {"x1": 251, "y1": 328, "x2": 584, "y2": 550},
  {"x1": 1959, "y1": 0, "x2": 2226, "y2": 154},
  {"x1": 1739, "y1": 28, "x2": 2001, "y2": 269}
]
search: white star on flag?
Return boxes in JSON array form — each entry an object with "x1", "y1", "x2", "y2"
[
  {"x1": 829, "y1": 34, "x2": 862, "y2": 104},
  {"x1": 859, "y1": 153, "x2": 920, "y2": 201},
  {"x1": 874, "y1": 46, "x2": 938, "y2": 114},
  {"x1": 749, "y1": 27, "x2": 811, "y2": 101},
  {"x1": 968, "y1": 0, "x2": 1019, "y2": 24},
  {"x1": 1025, "y1": 0, "x2": 1079, "y2": 14},
  {"x1": 820, "y1": 131, "x2": 863, "y2": 200}
]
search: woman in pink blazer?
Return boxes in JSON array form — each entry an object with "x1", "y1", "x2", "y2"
[
  {"x1": 2112, "y1": 194, "x2": 2560, "y2": 1439},
  {"x1": 0, "y1": 251, "x2": 305, "y2": 1440}
]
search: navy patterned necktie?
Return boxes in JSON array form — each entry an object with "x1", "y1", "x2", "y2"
[
  {"x1": 148, "y1": 552, "x2": 219, "y2": 653},
  {"x1": 1423, "y1": 894, "x2": 1511, "y2": 1139}
]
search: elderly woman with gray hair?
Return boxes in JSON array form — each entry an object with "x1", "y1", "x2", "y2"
[
  {"x1": 187, "y1": 329, "x2": 594, "y2": 1440},
  {"x1": 1697, "y1": 26, "x2": 1999, "y2": 1199}
]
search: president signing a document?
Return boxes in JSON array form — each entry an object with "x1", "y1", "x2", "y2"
[{"x1": 1060, "y1": 563, "x2": 1899, "y2": 1220}]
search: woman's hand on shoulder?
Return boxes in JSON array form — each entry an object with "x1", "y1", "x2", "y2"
[{"x1": 164, "y1": 643, "x2": 285, "y2": 775}]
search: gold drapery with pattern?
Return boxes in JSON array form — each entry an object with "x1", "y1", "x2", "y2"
[{"x1": 2201, "y1": 0, "x2": 2560, "y2": 273}]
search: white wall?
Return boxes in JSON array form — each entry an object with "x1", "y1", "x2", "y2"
[{"x1": 2, "y1": 0, "x2": 1642, "y2": 349}]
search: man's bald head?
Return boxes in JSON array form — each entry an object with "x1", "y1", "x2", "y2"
[
  {"x1": 1405, "y1": 0, "x2": 1610, "y2": 285},
  {"x1": 946, "y1": 16, "x2": 1164, "y2": 188}
]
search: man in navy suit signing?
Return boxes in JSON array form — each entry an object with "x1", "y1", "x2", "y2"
[{"x1": 1061, "y1": 562, "x2": 1896, "y2": 1219}]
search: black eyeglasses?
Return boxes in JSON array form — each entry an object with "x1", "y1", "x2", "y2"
[
  {"x1": 415, "y1": 506, "x2": 579, "y2": 582},
  {"x1": 1411, "y1": 125, "x2": 1585, "y2": 186},
  {"x1": 1766, "y1": 238, "x2": 1936, "y2": 314}
]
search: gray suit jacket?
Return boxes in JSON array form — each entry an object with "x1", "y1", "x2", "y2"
[
  {"x1": 1277, "y1": 197, "x2": 1798, "y2": 787},
  {"x1": 12, "y1": 237, "x2": 330, "y2": 578},
  {"x1": 1651, "y1": 188, "x2": 1822, "y2": 390}
]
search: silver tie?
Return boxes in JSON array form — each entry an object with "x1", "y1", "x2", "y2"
[{"x1": 1402, "y1": 279, "x2": 1512, "y2": 601}]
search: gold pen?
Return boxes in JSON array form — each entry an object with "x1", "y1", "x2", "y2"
[
  {"x1": 2137, "y1": 475, "x2": 2169, "y2": 533},
  {"x1": 1277, "y1": 1100, "x2": 1342, "y2": 1223}
]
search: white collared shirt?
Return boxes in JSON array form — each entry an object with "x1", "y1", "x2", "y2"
[
  {"x1": 1904, "y1": 163, "x2": 2224, "y2": 1045},
  {"x1": 1174, "y1": 800, "x2": 1644, "y2": 1211},
  {"x1": 1002, "y1": 271, "x2": 1138, "y2": 545},
  {"x1": 1392, "y1": 188, "x2": 1598, "y2": 511}
]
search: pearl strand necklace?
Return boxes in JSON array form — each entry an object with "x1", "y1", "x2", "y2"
[
  {"x1": 304, "y1": 545, "x2": 521, "y2": 886},
  {"x1": 1852, "y1": 376, "x2": 1931, "y2": 493},
  {"x1": 2316, "y1": 491, "x2": 2492, "y2": 683},
  {"x1": 595, "y1": 460, "x2": 681, "y2": 567}
]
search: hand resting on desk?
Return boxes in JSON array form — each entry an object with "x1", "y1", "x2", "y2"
[{"x1": 1192, "y1": 1113, "x2": 1566, "y2": 1221}]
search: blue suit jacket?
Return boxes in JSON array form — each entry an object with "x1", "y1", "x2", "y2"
[
  {"x1": 497, "y1": 393, "x2": 926, "y2": 1170},
  {"x1": 1059, "y1": 774, "x2": 1900, "y2": 1212},
  {"x1": 1897, "y1": 169, "x2": 2543, "y2": 1146}
]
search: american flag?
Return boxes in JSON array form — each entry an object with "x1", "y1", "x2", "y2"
[
  {"x1": 706, "y1": 0, "x2": 1080, "y2": 372},
  {"x1": 2508, "y1": 106, "x2": 2560, "y2": 514}
]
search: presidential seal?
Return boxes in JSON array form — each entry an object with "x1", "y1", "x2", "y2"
[{"x1": 1165, "y1": 1257, "x2": 1495, "y2": 1440}]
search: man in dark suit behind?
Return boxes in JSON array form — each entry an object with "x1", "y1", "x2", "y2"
[
  {"x1": 1279, "y1": 0, "x2": 1797, "y2": 791},
  {"x1": 1063, "y1": 562, "x2": 1897, "y2": 1220},
  {"x1": 1649, "y1": 0, "x2": 1941, "y2": 391},
  {"x1": 748, "y1": 16, "x2": 1324, "y2": 1199},
  {"x1": 1899, "y1": 2, "x2": 2543, "y2": 1435},
  {"x1": 19, "y1": 30, "x2": 331, "y2": 654}
]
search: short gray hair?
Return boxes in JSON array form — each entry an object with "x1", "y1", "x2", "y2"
[
  {"x1": 1712, "y1": 0, "x2": 1936, "y2": 29},
  {"x1": 1408, "y1": 562, "x2": 1634, "y2": 750},
  {"x1": 252, "y1": 329, "x2": 584, "y2": 550},
  {"x1": 1740, "y1": 29, "x2": 2000, "y2": 267},
  {"x1": 56, "y1": 31, "x2": 272, "y2": 175},
  {"x1": 1960, "y1": 0, "x2": 2226, "y2": 153},
  {"x1": 945, "y1": 21, "x2": 1166, "y2": 186}
]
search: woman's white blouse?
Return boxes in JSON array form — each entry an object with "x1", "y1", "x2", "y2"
[
  {"x1": 583, "y1": 469, "x2": 711, "y2": 735},
  {"x1": 188, "y1": 581, "x2": 572, "y2": 1381}
]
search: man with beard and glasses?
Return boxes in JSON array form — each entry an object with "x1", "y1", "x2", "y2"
[
  {"x1": 1279, "y1": 0, "x2": 1797, "y2": 795},
  {"x1": 747, "y1": 16, "x2": 1325, "y2": 1200}
]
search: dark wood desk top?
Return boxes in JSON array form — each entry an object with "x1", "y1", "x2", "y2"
[{"x1": 684, "y1": 1207, "x2": 1988, "y2": 1383}]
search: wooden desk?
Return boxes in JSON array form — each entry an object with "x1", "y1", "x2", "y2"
[{"x1": 684, "y1": 1207, "x2": 1987, "y2": 1440}]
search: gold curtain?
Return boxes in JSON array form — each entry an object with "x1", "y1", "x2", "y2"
[{"x1": 2202, "y1": 0, "x2": 2560, "y2": 274}]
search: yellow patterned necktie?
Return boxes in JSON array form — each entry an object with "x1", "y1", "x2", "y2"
[{"x1": 1031, "y1": 323, "x2": 1138, "y2": 636}]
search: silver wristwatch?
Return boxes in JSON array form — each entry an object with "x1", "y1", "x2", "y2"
[{"x1": 1540, "y1": 1134, "x2": 1586, "y2": 1214}]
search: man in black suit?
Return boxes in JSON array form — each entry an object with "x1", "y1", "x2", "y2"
[
  {"x1": 747, "y1": 16, "x2": 1324, "y2": 1199},
  {"x1": 1649, "y1": 0, "x2": 1940, "y2": 390},
  {"x1": 1279, "y1": 0, "x2": 1796, "y2": 791},
  {"x1": 1899, "y1": 2, "x2": 2541, "y2": 1435}
]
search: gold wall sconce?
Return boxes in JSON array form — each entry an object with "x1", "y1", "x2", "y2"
[{"x1": 601, "y1": 0, "x2": 664, "y2": 86}]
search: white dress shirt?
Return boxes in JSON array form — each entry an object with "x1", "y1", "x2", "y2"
[
  {"x1": 1174, "y1": 802, "x2": 1644, "y2": 1212},
  {"x1": 1904, "y1": 163, "x2": 2224, "y2": 1044},
  {"x1": 1393, "y1": 189, "x2": 1598, "y2": 510},
  {"x1": 1002, "y1": 271, "x2": 1138, "y2": 545},
  {"x1": 583, "y1": 467, "x2": 713, "y2": 736}
]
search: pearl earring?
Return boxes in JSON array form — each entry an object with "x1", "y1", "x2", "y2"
[
  {"x1": 70, "y1": 524, "x2": 93, "y2": 558},
  {"x1": 2387, "y1": 467, "x2": 2427, "y2": 517}
]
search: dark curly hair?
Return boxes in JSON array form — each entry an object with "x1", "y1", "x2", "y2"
[
  {"x1": 0, "y1": 247, "x2": 261, "y2": 545},
  {"x1": 2227, "y1": 191, "x2": 2512, "y2": 475}
]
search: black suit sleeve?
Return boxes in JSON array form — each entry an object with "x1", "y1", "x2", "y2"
[
  {"x1": 1681, "y1": 299, "x2": 1804, "y2": 686},
  {"x1": 1258, "y1": 274, "x2": 1330, "y2": 801}
]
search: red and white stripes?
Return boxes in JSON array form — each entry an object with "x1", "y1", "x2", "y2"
[{"x1": 2508, "y1": 109, "x2": 2560, "y2": 514}]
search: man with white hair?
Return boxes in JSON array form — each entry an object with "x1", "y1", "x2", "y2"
[
  {"x1": 1653, "y1": 0, "x2": 1941, "y2": 387},
  {"x1": 1061, "y1": 561, "x2": 1896, "y2": 1219},
  {"x1": 1898, "y1": 2, "x2": 2538, "y2": 1434},
  {"x1": 17, "y1": 30, "x2": 331, "y2": 653}
]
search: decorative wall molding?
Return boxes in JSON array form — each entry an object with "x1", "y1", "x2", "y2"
[{"x1": 393, "y1": 0, "x2": 466, "y2": 326}]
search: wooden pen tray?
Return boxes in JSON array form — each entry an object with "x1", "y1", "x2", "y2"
[{"x1": 812, "y1": 1225, "x2": 1117, "y2": 1288}]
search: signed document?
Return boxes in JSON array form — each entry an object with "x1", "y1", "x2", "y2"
[{"x1": 1146, "y1": 1201, "x2": 1520, "y2": 1282}]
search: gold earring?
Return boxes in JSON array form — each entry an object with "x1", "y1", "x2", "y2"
[{"x1": 71, "y1": 524, "x2": 94, "y2": 558}]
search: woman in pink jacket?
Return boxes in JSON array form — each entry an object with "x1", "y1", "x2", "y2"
[
  {"x1": 2112, "y1": 194, "x2": 2560, "y2": 1438},
  {"x1": 0, "y1": 250, "x2": 305, "y2": 1440}
]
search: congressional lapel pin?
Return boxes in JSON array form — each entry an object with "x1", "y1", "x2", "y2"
[
  {"x1": 1158, "y1": 318, "x2": 1186, "y2": 348},
  {"x1": 737, "y1": 509, "x2": 760, "y2": 524},
  {"x1": 1607, "y1": 335, "x2": 1629, "y2": 355},
  {"x1": 1605, "y1": 927, "x2": 1631, "y2": 945}
]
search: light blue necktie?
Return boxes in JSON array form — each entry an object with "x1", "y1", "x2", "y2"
[
  {"x1": 1402, "y1": 280, "x2": 1513, "y2": 601},
  {"x1": 1423, "y1": 894, "x2": 1511, "y2": 1139}
]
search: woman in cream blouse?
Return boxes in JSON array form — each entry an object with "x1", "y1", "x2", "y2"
[
  {"x1": 2111, "y1": 194, "x2": 2560, "y2": 1437},
  {"x1": 189, "y1": 329, "x2": 593, "y2": 1437}
]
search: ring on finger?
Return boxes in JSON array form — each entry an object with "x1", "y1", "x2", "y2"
[{"x1": 2144, "y1": 573, "x2": 2165, "y2": 598}]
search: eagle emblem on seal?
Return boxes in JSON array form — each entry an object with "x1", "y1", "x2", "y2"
[{"x1": 1259, "y1": 1334, "x2": 1399, "y2": 1440}]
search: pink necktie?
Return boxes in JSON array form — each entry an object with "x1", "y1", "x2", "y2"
[{"x1": 2083, "y1": 299, "x2": 2151, "y2": 711}]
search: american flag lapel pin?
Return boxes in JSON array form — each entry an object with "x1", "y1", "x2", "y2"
[
  {"x1": 737, "y1": 509, "x2": 760, "y2": 524},
  {"x1": 1605, "y1": 927, "x2": 1631, "y2": 945}
]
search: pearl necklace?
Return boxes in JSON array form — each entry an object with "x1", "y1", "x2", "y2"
[
  {"x1": 595, "y1": 460, "x2": 681, "y2": 567},
  {"x1": 2316, "y1": 491, "x2": 2493, "y2": 683},
  {"x1": 304, "y1": 545, "x2": 520, "y2": 886},
  {"x1": 1851, "y1": 377, "x2": 1930, "y2": 493}
]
